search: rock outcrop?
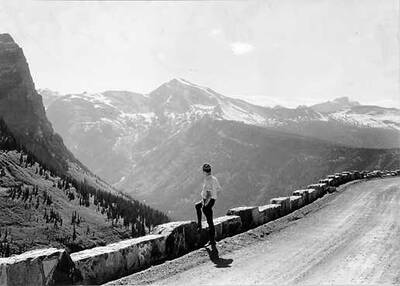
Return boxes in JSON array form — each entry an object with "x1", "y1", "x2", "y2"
[{"x1": 0, "y1": 33, "x2": 76, "y2": 173}]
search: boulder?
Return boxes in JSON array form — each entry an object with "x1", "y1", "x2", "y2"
[
  {"x1": 0, "y1": 248, "x2": 75, "y2": 286},
  {"x1": 270, "y1": 197, "x2": 291, "y2": 216},
  {"x1": 71, "y1": 234, "x2": 166, "y2": 285},
  {"x1": 227, "y1": 206, "x2": 260, "y2": 229},
  {"x1": 151, "y1": 221, "x2": 198, "y2": 259},
  {"x1": 258, "y1": 204, "x2": 281, "y2": 224}
]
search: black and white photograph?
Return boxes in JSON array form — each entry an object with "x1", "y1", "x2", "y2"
[{"x1": 0, "y1": 0, "x2": 399, "y2": 285}]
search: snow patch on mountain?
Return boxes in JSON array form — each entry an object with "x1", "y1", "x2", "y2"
[
  {"x1": 120, "y1": 112, "x2": 156, "y2": 123},
  {"x1": 329, "y1": 109, "x2": 400, "y2": 131},
  {"x1": 176, "y1": 78, "x2": 216, "y2": 97},
  {"x1": 220, "y1": 100, "x2": 266, "y2": 125}
]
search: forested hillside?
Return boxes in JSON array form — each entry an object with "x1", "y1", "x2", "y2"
[{"x1": 0, "y1": 118, "x2": 169, "y2": 256}]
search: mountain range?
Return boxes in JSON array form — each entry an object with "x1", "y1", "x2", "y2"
[{"x1": 41, "y1": 78, "x2": 400, "y2": 219}]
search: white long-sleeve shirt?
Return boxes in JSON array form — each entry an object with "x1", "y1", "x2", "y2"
[{"x1": 201, "y1": 175, "x2": 221, "y2": 200}]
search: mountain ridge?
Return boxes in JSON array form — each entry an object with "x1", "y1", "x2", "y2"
[
  {"x1": 41, "y1": 79, "x2": 400, "y2": 219},
  {"x1": 42, "y1": 78, "x2": 400, "y2": 130}
]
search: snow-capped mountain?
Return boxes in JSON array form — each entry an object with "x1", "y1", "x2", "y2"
[
  {"x1": 41, "y1": 78, "x2": 400, "y2": 219},
  {"x1": 43, "y1": 78, "x2": 400, "y2": 188},
  {"x1": 310, "y1": 97, "x2": 400, "y2": 130},
  {"x1": 327, "y1": 105, "x2": 400, "y2": 130},
  {"x1": 44, "y1": 78, "x2": 400, "y2": 133},
  {"x1": 310, "y1": 96, "x2": 361, "y2": 113}
]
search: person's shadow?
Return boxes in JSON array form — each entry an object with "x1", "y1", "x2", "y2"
[{"x1": 205, "y1": 245, "x2": 233, "y2": 268}]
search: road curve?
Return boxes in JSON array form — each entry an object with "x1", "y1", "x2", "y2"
[{"x1": 106, "y1": 177, "x2": 400, "y2": 285}]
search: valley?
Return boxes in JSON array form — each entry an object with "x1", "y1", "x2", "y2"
[{"x1": 42, "y1": 79, "x2": 400, "y2": 219}]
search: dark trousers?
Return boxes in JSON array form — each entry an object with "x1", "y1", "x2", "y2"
[{"x1": 195, "y1": 199, "x2": 216, "y2": 244}]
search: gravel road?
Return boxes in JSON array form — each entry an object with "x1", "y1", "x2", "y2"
[{"x1": 105, "y1": 177, "x2": 400, "y2": 285}]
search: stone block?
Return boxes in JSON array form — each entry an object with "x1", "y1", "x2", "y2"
[
  {"x1": 306, "y1": 188, "x2": 318, "y2": 202},
  {"x1": 71, "y1": 234, "x2": 166, "y2": 285},
  {"x1": 0, "y1": 248, "x2": 74, "y2": 286},
  {"x1": 270, "y1": 197, "x2": 291, "y2": 216},
  {"x1": 215, "y1": 215, "x2": 242, "y2": 240},
  {"x1": 289, "y1": 195, "x2": 304, "y2": 211},
  {"x1": 151, "y1": 221, "x2": 198, "y2": 259},
  {"x1": 258, "y1": 204, "x2": 281, "y2": 224},
  {"x1": 201, "y1": 215, "x2": 242, "y2": 242},
  {"x1": 307, "y1": 183, "x2": 327, "y2": 198},
  {"x1": 226, "y1": 206, "x2": 260, "y2": 229},
  {"x1": 292, "y1": 189, "x2": 310, "y2": 205}
]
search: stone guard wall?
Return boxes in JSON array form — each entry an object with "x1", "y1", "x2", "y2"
[{"x1": 1, "y1": 170, "x2": 396, "y2": 286}]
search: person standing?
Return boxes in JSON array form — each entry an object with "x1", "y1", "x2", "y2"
[{"x1": 195, "y1": 163, "x2": 221, "y2": 246}]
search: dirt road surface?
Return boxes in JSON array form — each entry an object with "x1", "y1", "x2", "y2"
[{"x1": 105, "y1": 177, "x2": 400, "y2": 285}]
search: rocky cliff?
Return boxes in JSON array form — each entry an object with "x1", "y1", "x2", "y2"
[{"x1": 0, "y1": 33, "x2": 77, "y2": 174}]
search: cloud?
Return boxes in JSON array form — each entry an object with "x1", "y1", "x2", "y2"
[{"x1": 231, "y1": 42, "x2": 254, "y2": 55}]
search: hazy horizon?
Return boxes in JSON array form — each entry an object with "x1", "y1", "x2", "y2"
[{"x1": 1, "y1": 0, "x2": 399, "y2": 108}]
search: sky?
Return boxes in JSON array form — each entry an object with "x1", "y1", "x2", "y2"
[{"x1": 0, "y1": 0, "x2": 399, "y2": 108}]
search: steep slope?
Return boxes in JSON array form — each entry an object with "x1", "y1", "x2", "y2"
[
  {"x1": 0, "y1": 120, "x2": 166, "y2": 255},
  {"x1": 0, "y1": 34, "x2": 119, "y2": 193},
  {"x1": 0, "y1": 33, "x2": 169, "y2": 255},
  {"x1": 0, "y1": 34, "x2": 77, "y2": 175},
  {"x1": 0, "y1": 149, "x2": 125, "y2": 255},
  {"x1": 0, "y1": 33, "x2": 129, "y2": 194},
  {"x1": 117, "y1": 119, "x2": 399, "y2": 219}
]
